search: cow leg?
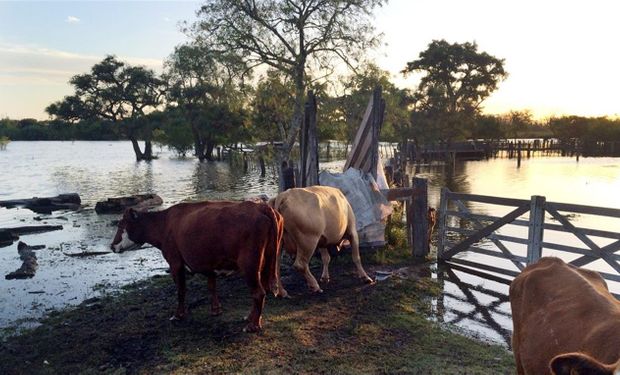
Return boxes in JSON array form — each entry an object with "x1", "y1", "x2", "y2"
[
  {"x1": 293, "y1": 249, "x2": 322, "y2": 293},
  {"x1": 348, "y1": 230, "x2": 374, "y2": 284},
  {"x1": 319, "y1": 247, "x2": 331, "y2": 283},
  {"x1": 170, "y1": 263, "x2": 188, "y2": 320},
  {"x1": 243, "y1": 275, "x2": 266, "y2": 333},
  {"x1": 208, "y1": 275, "x2": 222, "y2": 316}
]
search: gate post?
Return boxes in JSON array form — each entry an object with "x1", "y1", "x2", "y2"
[
  {"x1": 412, "y1": 177, "x2": 429, "y2": 257},
  {"x1": 527, "y1": 195, "x2": 546, "y2": 264},
  {"x1": 437, "y1": 187, "x2": 449, "y2": 261}
]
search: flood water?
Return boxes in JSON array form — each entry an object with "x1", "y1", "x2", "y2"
[{"x1": 1, "y1": 141, "x2": 620, "y2": 347}]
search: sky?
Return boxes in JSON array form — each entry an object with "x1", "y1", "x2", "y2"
[{"x1": 1, "y1": 0, "x2": 619, "y2": 120}]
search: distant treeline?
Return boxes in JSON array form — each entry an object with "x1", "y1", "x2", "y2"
[
  {"x1": 3, "y1": 115, "x2": 620, "y2": 146},
  {"x1": 0, "y1": 118, "x2": 122, "y2": 141}
]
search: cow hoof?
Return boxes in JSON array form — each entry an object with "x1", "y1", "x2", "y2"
[
  {"x1": 320, "y1": 277, "x2": 330, "y2": 284},
  {"x1": 310, "y1": 288, "x2": 323, "y2": 294},
  {"x1": 363, "y1": 277, "x2": 375, "y2": 285},
  {"x1": 169, "y1": 315, "x2": 182, "y2": 321},
  {"x1": 243, "y1": 324, "x2": 261, "y2": 333}
]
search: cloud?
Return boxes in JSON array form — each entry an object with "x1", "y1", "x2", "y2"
[
  {"x1": 0, "y1": 43, "x2": 165, "y2": 119},
  {"x1": 163, "y1": 17, "x2": 171, "y2": 23},
  {"x1": 66, "y1": 16, "x2": 81, "y2": 24}
]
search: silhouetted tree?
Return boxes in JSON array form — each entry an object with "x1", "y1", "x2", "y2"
[
  {"x1": 46, "y1": 55, "x2": 164, "y2": 161},
  {"x1": 403, "y1": 40, "x2": 507, "y2": 143}
]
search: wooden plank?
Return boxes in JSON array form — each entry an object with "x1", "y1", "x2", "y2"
[
  {"x1": 343, "y1": 93, "x2": 374, "y2": 172},
  {"x1": 440, "y1": 204, "x2": 530, "y2": 260},
  {"x1": 446, "y1": 258, "x2": 521, "y2": 277},
  {"x1": 548, "y1": 201, "x2": 620, "y2": 218},
  {"x1": 300, "y1": 91, "x2": 318, "y2": 187},
  {"x1": 547, "y1": 204, "x2": 620, "y2": 274},
  {"x1": 452, "y1": 199, "x2": 525, "y2": 270},
  {"x1": 446, "y1": 191, "x2": 530, "y2": 207},
  {"x1": 598, "y1": 270, "x2": 620, "y2": 283},
  {"x1": 412, "y1": 177, "x2": 429, "y2": 257},
  {"x1": 437, "y1": 187, "x2": 449, "y2": 258},
  {"x1": 445, "y1": 211, "x2": 620, "y2": 240},
  {"x1": 465, "y1": 245, "x2": 528, "y2": 264},
  {"x1": 527, "y1": 195, "x2": 546, "y2": 264},
  {"x1": 569, "y1": 239, "x2": 620, "y2": 267},
  {"x1": 380, "y1": 188, "x2": 424, "y2": 201}
]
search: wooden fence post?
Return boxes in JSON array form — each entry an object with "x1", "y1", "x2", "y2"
[
  {"x1": 300, "y1": 91, "x2": 318, "y2": 187},
  {"x1": 412, "y1": 177, "x2": 429, "y2": 257},
  {"x1": 527, "y1": 195, "x2": 546, "y2": 264},
  {"x1": 437, "y1": 187, "x2": 449, "y2": 260}
]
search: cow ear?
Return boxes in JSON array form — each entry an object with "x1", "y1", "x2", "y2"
[{"x1": 550, "y1": 353, "x2": 613, "y2": 375}]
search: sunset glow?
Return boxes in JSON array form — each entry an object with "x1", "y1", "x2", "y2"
[{"x1": 1, "y1": 0, "x2": 619, "y2": 120}]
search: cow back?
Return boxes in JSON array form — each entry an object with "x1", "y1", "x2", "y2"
[
  {"x1": 510, "y1": 257, "x2": 620, "y2": 374},
  {"x1": 163, "y1": 201, "x2": 274, "y2": 274},
  {"x1": 272, "y1": 186, "x2": 351, "y2": 245}
]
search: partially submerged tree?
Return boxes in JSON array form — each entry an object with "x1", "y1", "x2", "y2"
[
  {"x1": 190, "y1": 0, "x2": 386, "y2": 160},
  {"x1": 403, "y1": 40, "x2": 507, "y2": 143},
  {"x1": 46, "y1": 56, "x2": 164, "y2": 161},
  {"x1": 164, "y1": 43, "x2": 249, "y2": 161}
]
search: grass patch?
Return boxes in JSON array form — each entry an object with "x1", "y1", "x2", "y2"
[{"x1": 0, "y1": 252, "x2": 514, "y2": 374}]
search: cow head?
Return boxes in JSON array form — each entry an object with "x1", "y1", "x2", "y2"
[
  {"x1": 111, "y1": 208, "x2": 145, "y2": 253},
  {"x1": 550, "y1": 353, "x2": 620, "y2": 375}
]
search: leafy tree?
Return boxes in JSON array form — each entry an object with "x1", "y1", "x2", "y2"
[
  {"x1": 250, "y1": 70, "x2": 295, "y2": 142},
  {"x1": 164, "y1": 43, "x2": 248, "y2": 161},
  {"x1": 46, "y1": 55, "x2": 164, "y2": 161},
  {"x1": 190, "y1": 0, "x2": 385, "y2": 160},
  {"x1": 403, "y1": 40, "x2": 507, "y2": 143},
  {"x1": 505, "y1": 110, "x2": 533, "y2": 140},
  {"x1": 471, "y1": 114, "x2": 504, "y2": 140},
  {"x1": 151, "y1": 110, "x2": 194, "y2": 157},
  {"x1": 336, "y1": 64, "x2": 411, "y2": 143}
]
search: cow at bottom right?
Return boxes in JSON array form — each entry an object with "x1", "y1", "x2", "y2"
[{"x1": 509, "y1": 256, "x2": 620, "y2": 375}]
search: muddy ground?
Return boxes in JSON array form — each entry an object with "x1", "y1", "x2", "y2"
[{"x1": 0, "y1": 252, "x2": 515, "y2": 374}]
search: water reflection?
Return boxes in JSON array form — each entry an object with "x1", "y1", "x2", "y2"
[{"x1": 434, "y1": 263, "x2": 513, "y2": 348}]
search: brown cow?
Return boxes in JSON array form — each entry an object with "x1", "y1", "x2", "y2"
[
  {"x1": 110, "y1": 200, "x2": 284, "y2": 332},
  {"x1": 269, "y1": 186, "x2": 373, "y2": 295},
  {"x1": 510, "y1": 257, "x2": 620, "y2": 374}
]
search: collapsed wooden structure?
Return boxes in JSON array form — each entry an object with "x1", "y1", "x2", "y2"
[{"x1": 297, "y1": 86, "x2": 430, "y2": 257}]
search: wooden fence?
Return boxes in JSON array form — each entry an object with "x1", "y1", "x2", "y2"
[{"x1": 437, "y1": 188, "x2": 620, "y2": 292}]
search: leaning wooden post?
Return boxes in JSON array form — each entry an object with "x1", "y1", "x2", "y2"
[
  {"x1": 404, "y1": 174, "x2": 412, "y2": 251},
  {"x1": 437, "y1": 187, "x2": 449, "y2": 261},
  {"x1": 526, "y1": 195, "x2": 546, "y2": 264},
  {"x1": 412, "y1": 177, "x2": 429, "y2": 258}
]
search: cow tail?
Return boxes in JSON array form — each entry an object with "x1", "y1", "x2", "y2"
[{"x1": 261, "y1": 204, "x2": 283, "y2": 296}]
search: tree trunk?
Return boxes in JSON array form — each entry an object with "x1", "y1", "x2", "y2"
[
  {"x1": 143, "y1": 140, "x2": 153, "y2": 160},
  {"x1": 205, "y1": 141, "x2": 216, "y2": 162},
  {"x1": 284, "y1": 63, "x2": 306, "y2": 159},
  {"x1": 130, "y1": 138, "x2": 145, "y2": 161}
]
